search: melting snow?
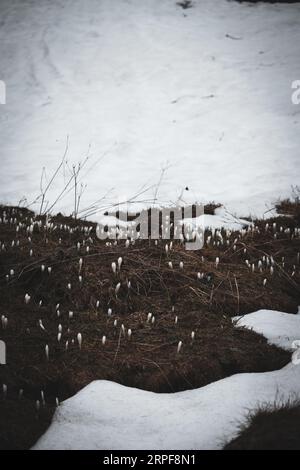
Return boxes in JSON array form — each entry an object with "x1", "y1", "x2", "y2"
[{"x1": 0, "y1": 0, "x2": 300, "y2": 217}]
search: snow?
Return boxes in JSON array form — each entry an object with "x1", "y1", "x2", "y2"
[
  {"x1": 33, "y1": 365, "x2": 300, "y2": 450},
  {"x1": 33, "y1": 308, "x2": 300, "y2": 450},
  {"x1": 1, "y1": 0, "x2": 300, "y2": 219},
  {"x1": 182, "y1": 206, "x2": 251, "y2": 231},
  {"x1": 234, "y1": 308, "x2": 300, "y2": 351}
]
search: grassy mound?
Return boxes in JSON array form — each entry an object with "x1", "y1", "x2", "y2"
[
  {"x1": 224, "y1": 401, "x2": 300, "y2": 450},
  {"x1": 0, "y1": 201, "x2": 299, "y2": 448},
  {"x1": 236, "y1": 1, "x2": 300, "y2": 4}
]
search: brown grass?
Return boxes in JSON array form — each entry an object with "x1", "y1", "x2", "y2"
[
  {"x1": 0, "y1": 397, "x2": 54, "y2": 450},
  {"x1": 276, "y1": 199, "x2": 300, "y2": 224},
  {"x1": 0, "y1": 201, "x2": 299, "y2": 448},
  {"x1": 224, "y1": 400, "x2": 300, "y2": 450}
]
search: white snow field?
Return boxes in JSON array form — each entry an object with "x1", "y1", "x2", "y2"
[
  {"x1": 1, "y1": 0, "x2": 300, "y2": 218},
  {"x1": 33, "y1": 309, "x2": 300, "y2": 450}
]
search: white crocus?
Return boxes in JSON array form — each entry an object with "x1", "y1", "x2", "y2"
[{"x1": 77, "y1": 333, "x2": 82, "y2": 350}]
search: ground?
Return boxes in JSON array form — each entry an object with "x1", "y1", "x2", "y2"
[
  {"x1": 0, "y1": 0, "x2": 300, "y2": 217},
  {"x1": 224, "y1": 401, "x2": 300, "y2": 450}
]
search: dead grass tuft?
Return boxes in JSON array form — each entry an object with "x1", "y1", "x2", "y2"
[{"x1": 0, "y1": 201, "x2": 299, "y2": 448}]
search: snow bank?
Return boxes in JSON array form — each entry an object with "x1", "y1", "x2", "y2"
[
  {"x1": 33, "y1": 365, "x2": 300, "y2": 450},
  {"x1": 33, "y1": 309, "x2": 300, "y2": 450},
  {"x1": 0, "y1": 0, "x2": 300, "y2": 217},
  {"x1": 234, "y1": 309, "x2": 300, "y2": 351},
  {"x1": 96, "y1": 205, "x2": 250, "y2": 235}
]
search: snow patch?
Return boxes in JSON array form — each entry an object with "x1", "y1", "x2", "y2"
[{"x1": 0, "y1": 0, "x2": 300, "y2": 217}]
